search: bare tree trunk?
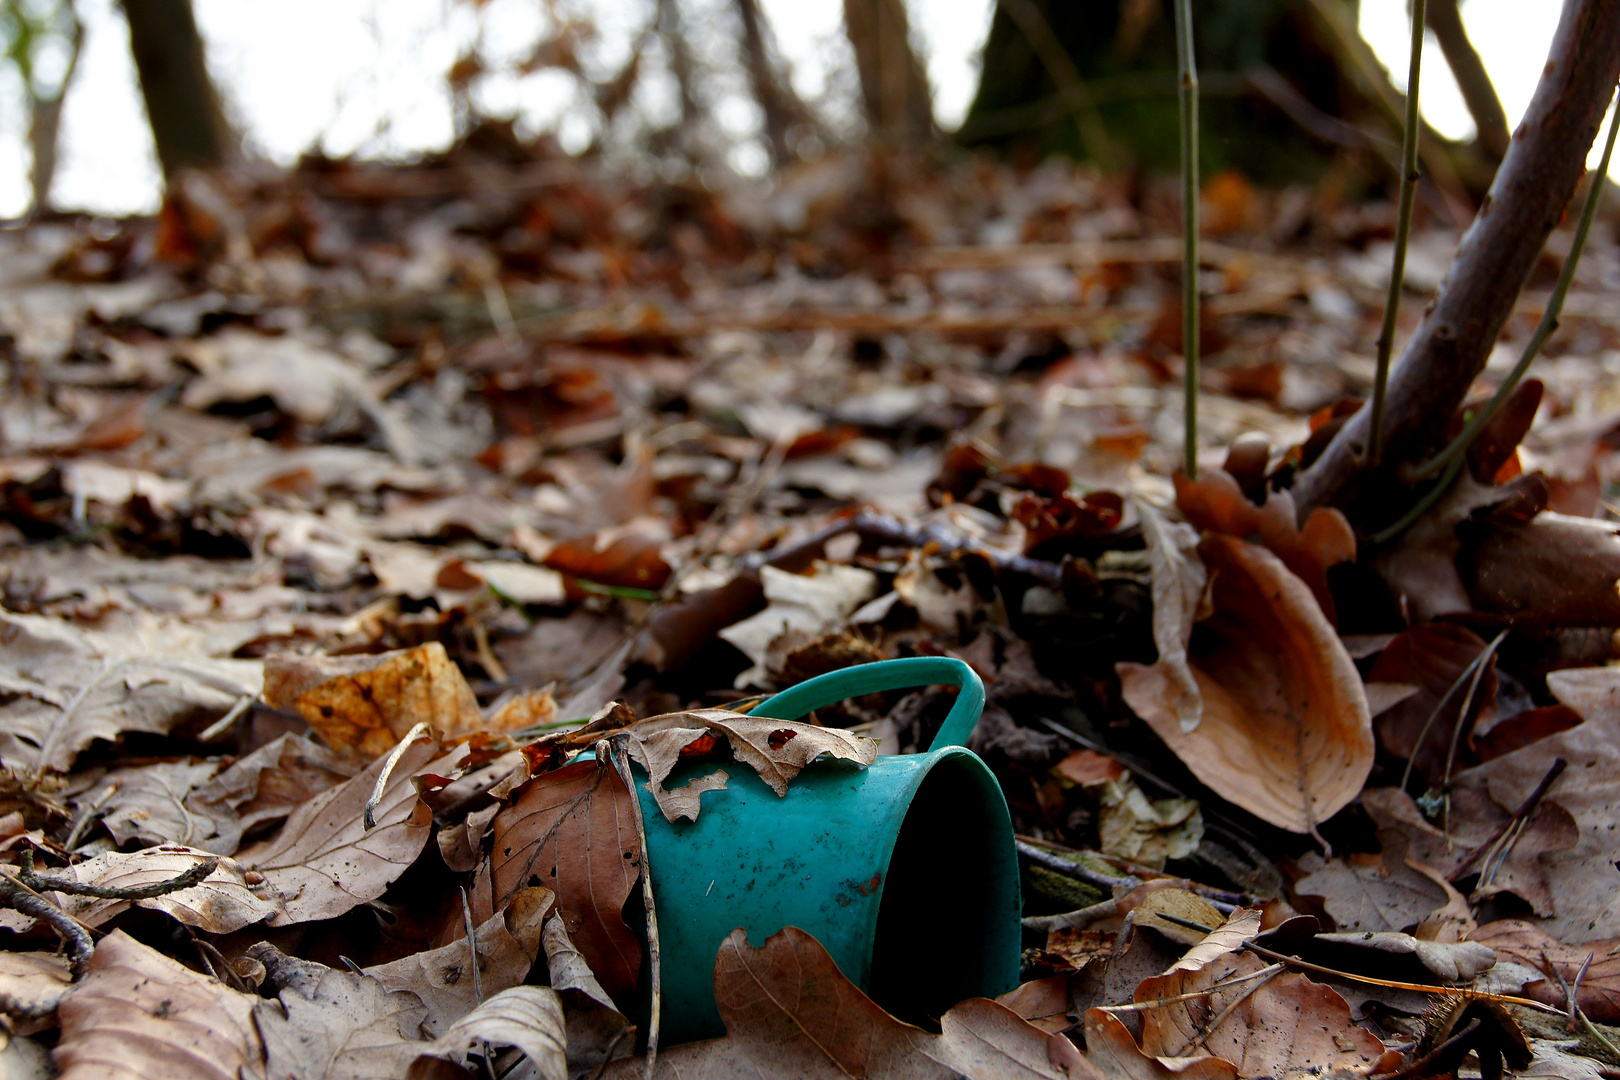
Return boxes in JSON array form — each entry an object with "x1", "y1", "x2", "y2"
[
  {"x1": 734, "y1": 0, "x2": 813, "y2": 166},
  {"x1": 843, "y1": 0, "x2": 934, "y2": 147},
  {"x1": 1425, "y1": 0, "x2": 1510, "y2": 160},
  {"x1": 119, "y1": 0, "x2": 237, "y2": 178},
  {"x1": 27, "y1": 7, "x2": 83, "y2": 212},
  {"x1": 1292, "y1": 0, "x2": 1620, "y2": 522}
]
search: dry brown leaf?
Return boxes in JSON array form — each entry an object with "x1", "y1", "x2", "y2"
[
  {"x1": 1447, "y1": 702, "x2": 1620, "y2": 941},
  {"x1": 186, "y1": 732, "x2": 354, "y2": 856},
  {"x1": 1361, "y1": 786, "x2": 1576, "y2": 916},
  {"x1": 608, "y1": 926, "x2": 1097, "y2": 1079},
  {"x1": 1469, "y1": 919, "x2": 1620, "y2": 1021},
  {"x1": 75, "y1": 760, "x2": 226, "y2": 849},
  {"x1": 1293, "y1": 831, "x2": 1459, "y2": 933},
  {"x1": 367, "y1": 886, "x2": 551, "y2": 1034},
  {"x1": 287, "y1": 643, "x2": 483, "y2": 759},
  {"x1": 1312, "y1": 931, "x2": 1496, "y2": 982},
  {"x1": 1366, "y1": 623, "x2": 1498, "y2": 784},
  {"x1": 1136, "y1": 951, "x2": 1396, "y2": 1077},
  {"x1": 1119, "y1": 535, "x2": 1373, "y2": 834},
  {"x1": 238, "y1": 738, "x2": 436, "y2": 926},
  {"x1": 0, "y1": 609, "x2": 262, "y2": 775},
  {"x1": 490, "y1": 758, "x2": 643, "y2": 1008},
  {"x1": 411, "y1": 987, "x2": 567, "y2": 1080},
  {"x1": 624, "y1": 708, "x2": 877, "y2": 822},
  {"x1": 1132, "y1": 498, "x2": 1206, "y2": 732},
  {"x1": 46, "y1": 844, "x2": 281, "y2": 932},
  {"x1": 1173, "y1": 467, "x2": 1355, "y2": 623},
  {"x1": 252, "y1": 946, "x2": 430, "y2": 1080},
  {"x1": 1082, "y1": 1009, "x2": 1238, "y2": 1079},
  {"x1": 0, "y1": 951, "x2": 71, "y2": 1018},
  {"x1": 54, "y1": 930, "x2": 263, "y2": 1080}
]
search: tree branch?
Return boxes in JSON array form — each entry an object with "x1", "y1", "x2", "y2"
[
  {"x1": 1291, "y1": 0, "x2": 1620, "y2": 523},
  {"x1": 1425, "y1": 0, "x2": 1511, "y2": 160}
]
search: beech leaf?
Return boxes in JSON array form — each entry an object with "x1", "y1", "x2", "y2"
[
  {"x1": 491, "y1": 757, "x2": 644, "y2": 1008},
  {"x1": 238, "y1": 737, "x2": 436, "y2": 925},
  {"x1": 1119, "y1": 535, "x2": 1372, "y2": 834},
  {"x1": 53, "y1": 930, "x2": 263, "y2": 1080},
  {"x1": 276, "y1": 643, "x2": 483, "y2": 759},
  {"x1": 46, "y1": 844, "x2": 281, "y2": 932}
]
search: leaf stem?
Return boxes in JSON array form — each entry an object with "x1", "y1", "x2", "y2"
[
  {"x1": 1409, "y1": 88, "x2": 1620, "y2": 481},
  {"x1": 1175, "y1": 0, "x2": 1200, "y2": 478},
  {"x1": 1367, "y1": 0, "x2": 1428, "y2": 467}
]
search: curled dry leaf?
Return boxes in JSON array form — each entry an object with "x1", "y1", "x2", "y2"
[
  {"x1": 46, "y1": 844, "x2": 282, "y2": 933},
  {"x1": 608, "y1": 926, "x2": 1094, "y2": 1080},
  {"x1": 366, "y1": 886, "x2": 551, "y2": 1035},
  {"x1": 1172, "y1": 467, "x2": 1355, "y2": 623},
  {"x1": 624, "y1": 708, "x2": 878, "y2": 822},
  {"x1": 54, "y1": 930, "x2": 262, "y2": 1080},
  {"x1": 1132, "y1": 499, "x2": 1206, "y2": 733},
  {"x1": 238, "y1": 738, "x2": 436, "y2": 926},
  {"x1": 279, "y1": 643, "x2": 483, "y2": 759},
  {"x1": 1119, "y1": 535, "x2": 1373, "y2": 834},
  {"x1": 491, "y1": 758, "x2": 643, "y2": 1008},
  {"x1": 1312, "y1": 932, "x2": 1497, "y2": 982},
  {"x1": 0, "y1": 609, "x2": 262, "y2": 775},
  {"x1": 411, "y1": 986, "x2": 568, "y2": 1080}
]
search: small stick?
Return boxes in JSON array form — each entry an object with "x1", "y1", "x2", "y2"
[
  {"x1": 19, "y1": 851, "x2": 217, "y2": 899},
  {"x1": 1449, "y1": 756, "x2": 1566, "y2": 882},
  {"x1": 460, "y1": 886, "x2": 498, "y2": 1080},
  {"x1": 1174, "y1": 0, "x2": 1200, "y2": 478},
  {"x1": 1022, "y1": 897, "x2": 1121, "y2": 933},
  {"x1": 607, "y1": 737, "x2": 660, "y2": 1077},
  {"x1": 1172, "y1": 964, "x2": 1284, "y2": 1057},
  {"x1": 1396, "y1": 629, "x2": 1504, "y2": 794},
  {"x1": 1154, "y1": 912, "x2": 1561, "y2": 1013},
  {"x1": 0, "y1": 877, "x2": 93, "y2": 978},
  {"x1": 1367, "y1": 0, "x2": 1429, "y2": 466},
  {"x1": 1370, "y1": 1017, "x2": 1482, "y2": 1080},
  {"x1": 1095, "y1": 963, "x2": 1285, "y2": 1014},
  {"x1": 1015, "y1": 840, "x2": 1140, "y2": 893},
  {"x1": 365, "y1": 722, "x2": 433, "y2": 830},
  {"x1": 1545, "y1": 944, "x2": 1620, "y2": 1058}
]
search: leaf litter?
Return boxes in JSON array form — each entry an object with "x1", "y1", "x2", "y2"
[{"x1": 0, "y1": 129, "x2": 1618, "y2": 1079}]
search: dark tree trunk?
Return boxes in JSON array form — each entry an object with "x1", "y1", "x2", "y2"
[
  {"x1": 843, "y1": 0, "x2": 934, "y2": 147},
  {"x1": 120, "y1": 0, "x2": 236, "y2": 178}
]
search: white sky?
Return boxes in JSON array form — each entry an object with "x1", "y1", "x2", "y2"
[{"x1": 0, "y1": 0, "x2": 1612, "y2": 218}]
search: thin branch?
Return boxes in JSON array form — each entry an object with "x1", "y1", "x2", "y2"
[
  {"x1": 18, "y1": 853, "x2": 217, "y2": 900},
  {"x1": 995, "y1": 0, "x2": 1119, "y2": 171},
  {"x1": 1395, "y1": 627, "x2": 1502, "y2": 793},
  {"x1": 1175, "y1": 0, "x2": 1199, "y2": 478},
  {"x1": 1367, "y1": 0, "x2": 1428, "y2": 467},
  {"x1": 0, "y1": 876, "x2": 93, "y2": 979},
  {"x1": 1409, "y1": 91, "x2": 1620, "y2": 482},
  {"x1": 607, "y1": 737, "x2": 660, "y2": 1076},
  {"x1": 1425, "y1": 0, "x2": 1510, "y2": 159},
  {"x1": 364, "y1": 721, "x2": 433, "y2": 830},
  {"x1": 1449, "y1": 756, "x2": 1566, "y2": 883}
]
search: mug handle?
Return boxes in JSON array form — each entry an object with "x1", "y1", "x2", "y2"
[{"x1": 748, "y1": 656, "x2": 986, "y2": 752}]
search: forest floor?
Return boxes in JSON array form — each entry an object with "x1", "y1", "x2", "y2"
[{"x1": 3, "y1": 126, "x2": 1620, "y2": 1079}]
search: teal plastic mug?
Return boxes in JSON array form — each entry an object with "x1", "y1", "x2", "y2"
[{"x1": 632, "y1": 656, "x2": 1021, "y2": 1043}]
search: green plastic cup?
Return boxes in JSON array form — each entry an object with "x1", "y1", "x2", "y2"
[{"x1": 633, "y1": 656, "x2": 1021, "y2": 1043}]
